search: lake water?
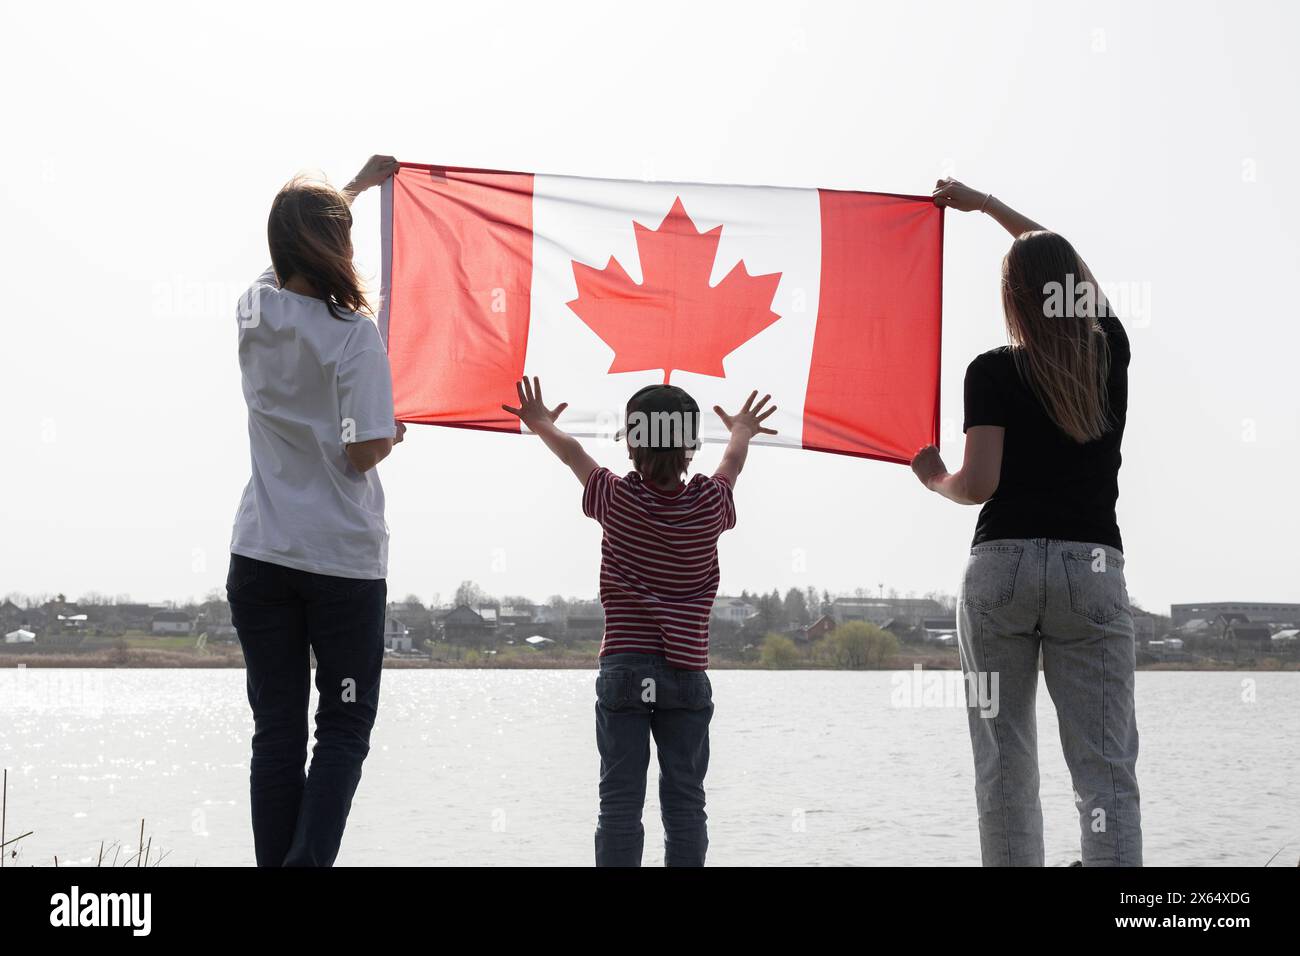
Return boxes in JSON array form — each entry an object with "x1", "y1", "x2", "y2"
[{"x1": 0, "y1": 668, "x2": 1295, "y2": 866}]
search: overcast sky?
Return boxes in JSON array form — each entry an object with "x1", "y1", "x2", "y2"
[{"x1": 2, "y1": 0, "x2": 1296, "y2": 614}]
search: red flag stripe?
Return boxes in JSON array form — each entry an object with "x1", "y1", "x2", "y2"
[
  {"x1": 803, "y1": 190, "x2": 944, "y2": 463},
  {"x1": 385, "y1": 165, "x2": 534, "y2": 432}
]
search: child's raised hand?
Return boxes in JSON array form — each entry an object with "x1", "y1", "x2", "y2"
[
  {"x1": 714, "y1": 390, "x2": 778, "y2": 439},
  {"x1": 502, "y1": 377, "x2": 595, "y2": 485},
  {"x1": 502, "y1": 376, "x2": 568, "y2": 431}
]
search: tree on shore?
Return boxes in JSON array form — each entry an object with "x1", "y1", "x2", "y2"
[
  {"x1": 760, "y1": 633, "x2": 800, "y2": 668},
  {"x1": 783, "y1": 587, "x2": 810, "y2": 626},
  {"x1": 816, "y1": 622, "x2": 899, "y2": 669},
  {"x1": 454, "y1": 580, "x2": 490, "y2": 608}
]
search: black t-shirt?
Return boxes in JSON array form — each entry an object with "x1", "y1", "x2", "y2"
[{"x1": 963, "y1": 311, "x2": 1129, "y2": 551}]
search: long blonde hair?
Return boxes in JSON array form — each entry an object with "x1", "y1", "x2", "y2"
[
  {"x1": 267, "y1": 177, "x2": 369, "y2": 320},
  {"x1": 1001, "y1": 231, "x2": 1113, "y2": 443}
]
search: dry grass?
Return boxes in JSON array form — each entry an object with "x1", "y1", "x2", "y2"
[
  {"x1": 2, "y1": 769, "x2": 171, "y2": 867},
  {"x1": 0, "y1": 646, "x2": 245, "y2": 668}
]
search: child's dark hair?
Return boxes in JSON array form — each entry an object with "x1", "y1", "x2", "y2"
[
  {"x1": 268, "y1": 177, "x2": 368, "y2": 320},
  {"x1": 631, "y1": 443, "x2": 689, "y2": 487},
  {"x1": 624, "y1": 385, "x2": 701, "y2": 486}
]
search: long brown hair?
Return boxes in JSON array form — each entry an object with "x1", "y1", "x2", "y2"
[
  {"x1": 1001, "y1": 231, "x2": 1113, "y2": 443},
  {"x1": 267, "y1": 177, "x2": 369, "y2": 320}
]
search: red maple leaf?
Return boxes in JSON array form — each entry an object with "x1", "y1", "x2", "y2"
[{"x1": 566, "y1": 197, "x2": 782, "y2": 384}]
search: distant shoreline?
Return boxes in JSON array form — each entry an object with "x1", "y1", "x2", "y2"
[{"x1": 1, "y1": 648, "x2": 1296, "y2": 672}]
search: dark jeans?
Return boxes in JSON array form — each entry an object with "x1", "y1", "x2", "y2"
[
  {"x1": 594, "y1": 652, "x2": 714, "y2": 867},
  {"x1": 226, "y1": 553, "x2": 385, "y2": 867}
]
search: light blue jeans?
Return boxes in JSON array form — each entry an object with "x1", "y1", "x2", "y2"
[{"x1": 957, "y1": 538, "x2": 1142, "y2": 866}]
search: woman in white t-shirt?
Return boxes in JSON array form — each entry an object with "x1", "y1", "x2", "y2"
[{"x1": 227, "y1": 155, "x2": 401, "y2": 867}]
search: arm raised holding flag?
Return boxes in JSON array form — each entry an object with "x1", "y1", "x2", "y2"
[
  {"x1": 911, "y1": 178, "x2": 1046, "y2": 504},
  {"x1": 912, "y1": 180, "x2": 1141, "y2": 869}
]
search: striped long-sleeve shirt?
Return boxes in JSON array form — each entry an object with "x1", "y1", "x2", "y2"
[{"x1": 582, "y1": 468, "x2": 736, "y2": 670}]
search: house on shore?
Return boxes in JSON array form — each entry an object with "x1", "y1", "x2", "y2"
[
  {"x1": 439, "y1": 605, "x2": 493, "y2": 646},
  {"x1": 1271, "y1": 628, "x2": 1299, "y2": 655},
  {"x1": 150, "y1": 610, "x2": 193, "y2": 635},
  {"x1": 710, "y1": 596, "x2": 757, "y2": 626},
  {"x1": 384, "y1": 617, "x2": 412, "y2": 652},
  {"x1": 385, "y1": 600, "x2": 433, "y2": 647},
  {"x1": 565, "y1": 601, "x2": 605, "y2": 642},
  {"x1": 53, "y1": 606, "x2": 89, "y2": 632},
  {"x1": 1221, "y1": 617, "x2": 1273, "y2": 649},
  {"x1": 1171, "y1": 602, "x2": 1300, "y2": 628},
  {"x1": 831, "y1": 597, "x2": 944, "y2": 629},
  {"x1": 922, "y1": 616, "x2": 958, "y2": 644},
  {"x1": 0, "y1": 598, "x2": 35, "y2": 634},
  {"x1": 99, "y1": 603, "x2": 161, "y2": 634},
  {"x1": 797, "y1": 614, "x2": 836, "y2": 643},
  {"x1": 1143, "y1": 637, "x2": 1188, "y2": 662}
]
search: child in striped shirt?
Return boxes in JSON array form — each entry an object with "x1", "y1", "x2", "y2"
[{"x1": 502, "y1": 377, "x2": 775, "y2": 866}]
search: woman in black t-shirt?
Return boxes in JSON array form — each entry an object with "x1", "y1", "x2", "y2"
[{"x1": 911, "y1": 179, "x2": 1141, "y2": 867}]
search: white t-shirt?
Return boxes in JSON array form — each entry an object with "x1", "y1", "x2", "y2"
[{"x1": 230, "y1": 268, "x2": 396, "y2": 579}]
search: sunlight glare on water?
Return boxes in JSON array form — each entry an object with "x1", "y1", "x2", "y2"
[{"x1": 1, "y1": 668, "x2": 1295, "y2": 867}]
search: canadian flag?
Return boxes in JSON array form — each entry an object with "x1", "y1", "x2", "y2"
[{"x1": 380, "y1": 163, "x2": 943, "y2": 463}]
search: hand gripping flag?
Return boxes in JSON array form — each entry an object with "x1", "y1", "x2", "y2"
[{"x1": 379, "y1": 163, "x2": 943, "y2": 463}]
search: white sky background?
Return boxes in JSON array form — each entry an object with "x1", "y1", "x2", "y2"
[{"x1": 1, "y1": 0, "x2": 1297, "y2": 613}]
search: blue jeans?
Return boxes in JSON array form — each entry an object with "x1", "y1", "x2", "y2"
[
  {"x1": 958, "y1": 538, "x2": 1142, "y2": 866},
  {"x1": 594, "y1": 653, "x2": 714, "y2": 866},
  {"x1": 226, "y1": 553, "x2": 385, "y2": 867}
]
